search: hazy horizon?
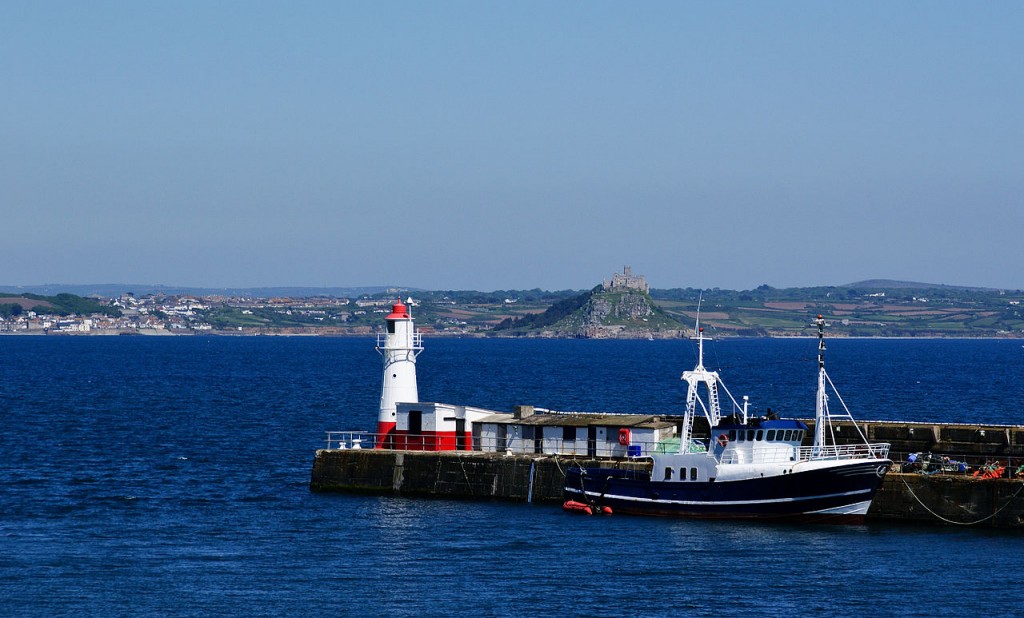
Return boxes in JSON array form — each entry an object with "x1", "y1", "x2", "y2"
[
  {"x1": 4, "y1": 3, "x2": 1022, "y2": 291},
  {"x1": 2, "y1": 276, "x2": 1016, "y2": 297}
]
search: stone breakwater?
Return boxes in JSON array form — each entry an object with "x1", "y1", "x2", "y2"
[{"x1": 310, "y1": 449, "x2": 1024, "y2": 528}]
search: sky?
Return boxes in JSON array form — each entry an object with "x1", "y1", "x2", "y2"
[{"x1": 2, "y1": 2, "x2": 1022, "y2": 292}]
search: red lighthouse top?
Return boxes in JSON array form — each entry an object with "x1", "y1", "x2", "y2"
[{"x1": 385, "y1": 300, "x2": 411, "y2": 320}]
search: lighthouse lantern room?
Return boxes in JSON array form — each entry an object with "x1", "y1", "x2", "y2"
[{"x1": 375, "y1": 299, "x2": 423, "y2": 447}]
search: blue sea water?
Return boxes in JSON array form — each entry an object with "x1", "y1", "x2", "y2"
[{"x1": 2, "y1": 335, "x2": 1024, "y2": 617}]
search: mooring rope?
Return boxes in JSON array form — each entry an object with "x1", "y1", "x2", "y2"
[{"x1": 899, "y1": 473, "x2": 1024, "y2": 526}]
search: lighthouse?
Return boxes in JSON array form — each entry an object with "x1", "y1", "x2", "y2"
[{"x1": 375, "y1": 298, "x2": 423, "y2": 448}]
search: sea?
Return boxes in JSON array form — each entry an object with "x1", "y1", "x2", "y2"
[{"x1": 2, "y1": 335, "x2": 1024, "y2": 617}]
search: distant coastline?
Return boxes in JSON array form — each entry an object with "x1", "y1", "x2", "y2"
[
  {"x1": 2, "y1": 330, "x2": 1021, "y2": 342},
  {"x1": 3, "y1": 277, "x2": 1022, "y2": 339}
]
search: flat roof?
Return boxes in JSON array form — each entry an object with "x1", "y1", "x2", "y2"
[{"x1": 478, "y1": 412, "x2": 677, "y2": 430}]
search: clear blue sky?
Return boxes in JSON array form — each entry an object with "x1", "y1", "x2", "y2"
[{"x1": 3, "y1": 2, "x2": 1022, "y2": 291}]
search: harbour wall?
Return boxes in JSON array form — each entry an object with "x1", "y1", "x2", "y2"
[
  {"x1": 310, "y1": 449, "x2": 647, "y2": 503},
  {"x1": 310, "y1": 449, "x2": 1024, "y2": 528},
  {"x1": 821, "y1": 420, "x2": 1024, "y2": 461}
]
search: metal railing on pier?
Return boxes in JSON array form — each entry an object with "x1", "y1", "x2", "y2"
[
  {"x1": 322, "y1": 431, "x2": 670, "y2": 458},
  {"x1": 321, "y1": 431, "x2": 1024, "y2": 479},
  {"x1": 325, "y1": 431, "x2": 376, "y2": 450}
]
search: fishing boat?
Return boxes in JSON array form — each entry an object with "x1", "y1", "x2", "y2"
[{"x1": 563, "y1": 316, "x2": 892, "y2": 523}]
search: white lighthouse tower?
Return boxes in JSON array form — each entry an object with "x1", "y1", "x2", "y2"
[{"x1": 375, "y1": 298, "x2": 423, "y2": 448}]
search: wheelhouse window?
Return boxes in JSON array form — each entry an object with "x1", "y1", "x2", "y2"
[
  {"x1": 767, "y1": 430, "x2": 776, "y2": 441},
  {"x1": 756, "y1": 430, "x2": 763, "y2": 441},
  {"x1": 562, "y1": 426, "x2": 575, "y2": 442},
  {"x1": 690, "y1": 468, "x2": 698, "y2": 481},
  {"x1": 664, "y1": 467, "x2": 673, "y2": 480}
]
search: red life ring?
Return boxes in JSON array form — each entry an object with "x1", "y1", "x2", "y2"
[
  {"x1": 717, "y1": 433, "x2": 729, "y2": 447},
  {"x1": 618, "y1": 428, "x2": 630, "y2": 446}
]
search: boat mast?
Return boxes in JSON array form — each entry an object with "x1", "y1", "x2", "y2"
[
  {"x1": 814, "y1": 315, "x2": 828, "y2": 450},
  {"x1": 680, "y1": 297, "x2": 726, "y2": 452}
]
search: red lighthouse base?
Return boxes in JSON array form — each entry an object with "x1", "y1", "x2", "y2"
[{"x1": 375, "y1": 421, "x2": 396, "y2": 449}]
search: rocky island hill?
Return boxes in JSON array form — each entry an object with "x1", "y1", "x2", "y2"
[
  {"x1": 3, "y1": 270, "x2": 1024, "y2": 338},
  {"x1": 494, "y1": 267, "x2": 686, "y2": 338}
]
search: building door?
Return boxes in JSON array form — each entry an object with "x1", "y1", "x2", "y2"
[
  {"x1": 496, "y1": 425, "x2": 507, "y2": 452},
  {"x1": 455, "y1": 418, "x2": 466, "y2": 451},
  {"x1": 587, "y1": 426, "x2": 597, "y2": 458},
  {"x1": 408, "y1": 410, "x2": 423, "y2": 451}
]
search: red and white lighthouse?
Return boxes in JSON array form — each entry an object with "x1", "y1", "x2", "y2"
[{"x1": 375, "y1": 299, "x2": 423, "y2": 448}]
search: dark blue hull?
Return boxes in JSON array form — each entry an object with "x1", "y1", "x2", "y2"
[{"x1": 564, "y1": 460, "x2": 890, "y2": 523}]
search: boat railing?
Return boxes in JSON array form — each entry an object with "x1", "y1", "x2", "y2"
[{"x1": 796, "y1": 442, "x2": 891, "y2": 462}]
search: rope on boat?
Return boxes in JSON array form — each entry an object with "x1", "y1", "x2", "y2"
[{"x1": 899, "y1": 474, "x2": 1024, "y2": 526}]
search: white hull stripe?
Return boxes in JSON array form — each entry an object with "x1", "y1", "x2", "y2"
[
  {"x1": 803, "y1": 500, "x2": 872, "y2": 516},
  {"x1": 577, "y1": 487, "x2": 872, "y2": 507}
]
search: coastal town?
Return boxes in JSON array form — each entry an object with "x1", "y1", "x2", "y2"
[
  {"x1": 0, "y1": 292, "x2": 404, "y2": 335},
  {"x1": 3, "y1": 267, "x2": 1023, "y2": 338}
]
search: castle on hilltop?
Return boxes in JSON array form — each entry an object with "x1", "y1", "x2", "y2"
[{"x1": 603, "y1": 266, "x2": 649, "y2": 294}]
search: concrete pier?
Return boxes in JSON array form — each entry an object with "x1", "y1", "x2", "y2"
[
  {"x1": 310, "y1": 449, "x2": 647, "y2": 503},
  {"x1": 310, "y1": 449, "x2": 1024, "y2": 528},
  {"x1": 871, "y1": 472, "x2": 1024, "y2": 527}
]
